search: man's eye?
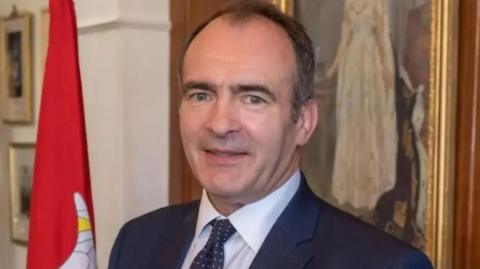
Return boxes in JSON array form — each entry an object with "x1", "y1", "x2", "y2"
[
  {"x1": 189, "y1": 92, "x2": 210, "y2": 102},
  {"x1": 244, "y1": 95, "x2": 266, "y2": 105}
]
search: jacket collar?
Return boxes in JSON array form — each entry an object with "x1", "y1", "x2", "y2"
[
  {"x1": 249, "y1": 175, "x2": 319, "y2": 269},
  {"x1": 151, "y1": 204, "x2": 198, "y2": 269}
]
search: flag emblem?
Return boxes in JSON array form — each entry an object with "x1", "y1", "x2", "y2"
[{"x1": 60, "y1": 193, "x2": 96, "y2": 269}]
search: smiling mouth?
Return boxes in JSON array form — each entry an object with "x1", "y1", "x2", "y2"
[{"x1": 203, "y1": 149, "x2": 248, "y2": 163}]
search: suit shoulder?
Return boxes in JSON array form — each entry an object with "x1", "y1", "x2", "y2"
[
  {"x1": 109, "y1": 201, "x2": 199, "y2": 268},
  {"x1": 312, "y1": 199, "x2": 431, "y2": 268},
  {"x1": 122, "y1": 200, "x2": 199, "y2": 233}
]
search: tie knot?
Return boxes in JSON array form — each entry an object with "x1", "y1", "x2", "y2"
[{"x1": 208, "y1": 219, "x2": 236, "y2": 246}]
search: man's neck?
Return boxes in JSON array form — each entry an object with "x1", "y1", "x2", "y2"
[{"x1": 206, "y1": 169, "x2": 300, "y2": 216}]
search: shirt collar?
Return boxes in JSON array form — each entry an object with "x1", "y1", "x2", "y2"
[
  {"x1": 194, "y1": 190, "x2": 222, "y2": 242},
  {"x1": 194, "y1": 170, "x2": 301, "y2": 252}
]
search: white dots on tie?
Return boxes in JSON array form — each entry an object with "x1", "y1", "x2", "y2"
[{"x1": 190, "y1": 219, "x2": 236, "y2": 269}]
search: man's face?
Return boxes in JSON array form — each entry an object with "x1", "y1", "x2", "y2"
[{"x1": 180, "y1": 16, "x2": 316, "y2": 208}]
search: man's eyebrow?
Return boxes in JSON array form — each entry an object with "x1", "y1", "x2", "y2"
[
  {"x1": 182, "y1": 81, "x2": 217, "y2": 93},
  {"x1": 231, "y1": 84, "x2": 277, "y2": 102}
]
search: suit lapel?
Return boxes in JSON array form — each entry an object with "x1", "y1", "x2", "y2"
[
  {"x1": 249, "y1": 177, "x2": 320, "y2": 269},
  {"x1": 151, "y1": 206, "x2": 198, "y2": 269}
]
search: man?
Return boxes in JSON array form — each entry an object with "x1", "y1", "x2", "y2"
[{"x1": 108, "y1": 1, "x2": 433, "y2": 268}]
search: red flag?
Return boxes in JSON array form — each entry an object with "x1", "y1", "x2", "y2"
[{"x1": 27, "y1": 0, "x2": 96, "y2": 268}]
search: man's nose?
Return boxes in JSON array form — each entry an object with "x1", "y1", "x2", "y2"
[{"x1": 205, "y1": 98, "x2": 240, "y2": 137}]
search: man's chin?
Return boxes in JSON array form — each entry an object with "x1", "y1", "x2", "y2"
[
  {"x1": 197, "y1": 171, "x2": 242, "y2": 185},
  {"x1": 202, "y1": 182, "x2": 249, "y2": 200}
]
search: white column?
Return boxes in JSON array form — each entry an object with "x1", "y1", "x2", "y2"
[{"x1": 77, "y1": 0, "x2": 170, "y2": 268}]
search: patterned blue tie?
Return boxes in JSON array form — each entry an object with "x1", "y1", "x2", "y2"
[{"x1": 190, "y1": 219, "x2": 236, "y2": 269}]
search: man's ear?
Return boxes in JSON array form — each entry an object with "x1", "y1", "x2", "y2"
[{"x1": 295, "y1": 99, "x2": 318, "y2": 146}]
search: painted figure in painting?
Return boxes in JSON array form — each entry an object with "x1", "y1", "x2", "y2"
[{"x1": 326, "y1": 0, "x2": 398, "y2": 210}]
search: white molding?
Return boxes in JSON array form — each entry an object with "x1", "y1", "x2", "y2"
[{"x1": 78, "y1": 16, "x2": 171, "y2": 34}]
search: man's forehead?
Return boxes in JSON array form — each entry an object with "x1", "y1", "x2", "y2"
[
  {"x1": 187, "y1": 14, "x2": 294, "y2": 55},
  {"x1": 181, "y1": 13, "x2": 298, "y2": 99}
]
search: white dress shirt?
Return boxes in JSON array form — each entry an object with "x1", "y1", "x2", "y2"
[{"x1": 181, "y1": 171, "x2": 301, "y2": 269}]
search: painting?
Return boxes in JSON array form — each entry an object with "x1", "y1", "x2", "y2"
[
  {"x1": 8, "y1": 143, "x2": 36, "y2": 243},
  {"x1": 0, "y1": 12, "x2": 33, "y2": 123},
  {"x1": 275, "y1": 0, "x2": 458, "y2": 268}
]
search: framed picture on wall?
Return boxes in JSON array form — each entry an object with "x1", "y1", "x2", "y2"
[
  {"x1": 275, "y1": 1, "x2": 458, "y2": 268},
  {"x1": 0, "y1": 12, "x2": 33, "y2": 123},
  {"x1": 40, "y1": 8, "x2": 49, "y2": 80},
  {"x1": 8, "y1": 143, "x2": 35, "y2": 243}
]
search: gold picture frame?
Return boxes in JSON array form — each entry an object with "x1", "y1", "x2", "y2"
[
  {"x1": 8, "y1": 143, "x2": 35, "y2": 243},
  {"x1": 40, "y1": 7, "x2": 49, "y2": 82},
  {"x1": 0, "y1": 12, "x2": 33, "y2": 124},
  {"x1": 276, "y1": 1, "x2": 458, "y2": 268},
  {"x1": 271, "y1": 0, "x2": 294, "y2": 16}
]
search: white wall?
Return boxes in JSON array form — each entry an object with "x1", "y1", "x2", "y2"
[{"x1": 0, "y1": 0, "x2": 171, "y2": 268}]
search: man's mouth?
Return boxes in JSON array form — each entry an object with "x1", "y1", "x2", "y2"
[
  {"x1": 205, "y1": 149, "x2": 246, "y2": 156},
  {"x1": 203, "y1": 148, "x2": 249, "y2": 164}
]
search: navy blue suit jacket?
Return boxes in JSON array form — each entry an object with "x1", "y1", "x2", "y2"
[{"x1": 108, "y1": 178, "x2": 433, "y2": 269}]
